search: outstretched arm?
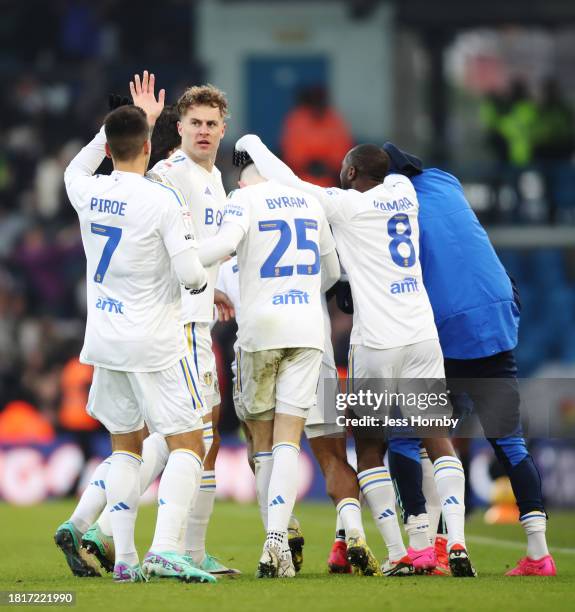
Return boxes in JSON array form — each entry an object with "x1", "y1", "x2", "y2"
[
  {"x1": 235, "y1": 135, "x2": 351, "y2": 225},
  {"x1": 197, "y1": 223, "x2": 245, "y2": 267},
  {"x1": 236, "y1": 135, "x2": 330, "y2": 202},
  {"x1": 172, "y1": 248, "x2": 208, "y2": 292},
  {"x1": 64, "y1": 70, "x2": 166, "y2": 201},
  {"x1": 64, "y1": 126, "x2": 107, "y2": 193},
  {"x1": 320, "y1": 249, "x2": 341, "y2": 293}
]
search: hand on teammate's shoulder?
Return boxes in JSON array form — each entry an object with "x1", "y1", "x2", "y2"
[{"x1": 235, "y1": 134, "x2": 260, "y2": 152}]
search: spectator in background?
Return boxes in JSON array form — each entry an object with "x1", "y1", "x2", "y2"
[
  {"x1": 534, "y1": 78, "x2": 575, "y2": 223},
  {"x1": 58, "y1": 356, "x2": 97, "y2": 433},
  {"x1": 480, "y1": 80, "x2": 539, "y2": 221},
  {"x1": 498, "y1": 79, "x2": 538, "y2": 168},
  {"x1": 479, "y1": 92, "x2": 509, "y2": 165},
  {"x1": 280, "y1": 85, "x2": 353, "y2": 187},
  {"x1": 535, "y1": 78, "x2": 575, "y2": 161},
  {"x1": 0, "y1": 400, "x2": 55, "y2": 445},
  {"x1": 479, "y1": 91, "x2": 511, "y2": 217},
  {"x1": 11, "y1": 225, "x2": 83, "y2": 317}
]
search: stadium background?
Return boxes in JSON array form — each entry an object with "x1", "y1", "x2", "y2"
[{"x1": 1, "y1": 0, "x2": 575, "y2": 516}]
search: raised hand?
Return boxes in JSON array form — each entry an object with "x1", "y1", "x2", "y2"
[{"x1": 129, "y1": 70, "x2": 165, "y2": 126}]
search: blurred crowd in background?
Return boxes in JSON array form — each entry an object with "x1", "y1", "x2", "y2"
[
  {"x1": 480, "y1": 77, "x2": 574, "y2": 223},
  {"x1": 1, "y1": 0, "x2": 575, "y2": 453}
]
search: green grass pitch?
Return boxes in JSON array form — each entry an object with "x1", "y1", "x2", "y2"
[{"x1": 0, "y1": 501, "x2": 573, "y2": 612}]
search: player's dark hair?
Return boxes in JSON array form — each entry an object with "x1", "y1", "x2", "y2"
[
  {"x1": 104, "y1": 105, "x2": 149, "y2": 162},
  {"x1": 149, "y1": 105, "x2": 181, "y2": 167},
  {"x1": 346, "y1": 144, "x2": 390, "y2": 183}
]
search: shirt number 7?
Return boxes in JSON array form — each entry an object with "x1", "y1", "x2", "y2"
[{"x1": 91, "y1": 223, "x2": 122, "y2": 283}]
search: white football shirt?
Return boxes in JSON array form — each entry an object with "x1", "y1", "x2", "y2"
[
  {"x1": 238, "y1": 136, "x2": 439, "y2": 350},
  {"x1": 317, "y1": 175, "x2": 437, "y2": 349},
  {"x1": 221, "y1": 180, "x2": 336, "y2": 352},
  {"x1": 215, "y1": 255, "x2": 336, "y2": 368},
  {"x1": 151, "y1": 149, "x2": 226, "y2": 324},
  {"x1": 65, "y1": 131, "x2": 196, "y2": 372}
]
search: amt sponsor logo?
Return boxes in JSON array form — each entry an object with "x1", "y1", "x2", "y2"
[
  {"x1": 96, "y1": 297, "x2": 125, "y2": 314},
  {"x1": 390, "y1": 277, "x2": 419, "y2": 295},
  {"x1": 272, "y1": 289, "x2": 310, "y2": 305}
]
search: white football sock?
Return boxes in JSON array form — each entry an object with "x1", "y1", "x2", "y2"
[
  {"x1": 405, "y1": 513, "x2": 431, "y2": 550},
  {"x1": 266, "y1": 443, "x2": 300, "y2": 535},
  {"x1": 421, "y1": 450, "x2": 442, "y2": 544},
  {"x1": 106, "y1": 451, "x2": 142, "y2": 566},
  {"x1": 151, "y1": 449, "x2": 203, "y2": 553},
  {"x1": 70, "y1": 456, "x2": 111, "y2": 533},
  {"x1": 97, "y1": 433, "x2": 170, "y2": 537},
  {"x1": 520, "y1": 511, "x2": 549, "y2": 559},
  {"x1": 358, "y1": 467, "x2": 407, "y2": 560},
  {"x1": 433, "y1": 456, "x2": 466, "y2": 550},
  {"x1": 253, "y1": 451, "x2": 273, "y2": 530},
  {"x1": 184, "y1": 469, "x2": 216, "y2": 562},
  {"x1": 96, "y1": 508, "x2": 112, "y2": 537},
  {"x1": 139, "y1": 433, "x2": 170, "y2": 494},
  {"x1": 336, "y1": 498, "x2": 365, "y2": 539},
  {"x1": 335, "y1": 512, "x2": 346, "y2": 542}
]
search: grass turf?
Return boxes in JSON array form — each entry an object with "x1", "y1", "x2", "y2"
[{"x1": 0, "y1": 501, "x2": 573, "y2": 612}]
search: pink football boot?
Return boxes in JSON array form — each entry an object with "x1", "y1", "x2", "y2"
[
  {"x1": 407, "y1": 546, "x2": 437, "y2": 573},
  {"x1": 506, "y1": 555, "x2": 557, "y2": 576}
]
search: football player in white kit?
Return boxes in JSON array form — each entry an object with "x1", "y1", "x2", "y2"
[
  {"x1": 149, "y1": 85, "x2": 237, "y2": 574},
  {"x1": 57, "y1": 95, "x2": 237, "y2": 578},
  {"x1": 61, "y1": 72, "x2": 216, "y2": 584},
  {"x1": 234, "y1": 136, "x2": 477, "y2": 577},
  {"x1": 216, "y1": 247, "x2": 381, "y2": 577},
  {"x1": 196, "y1": 162, "x2": 340, "y2": 577}
]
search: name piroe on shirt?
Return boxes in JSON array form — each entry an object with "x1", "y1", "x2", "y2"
[{"x1": 90, "y1": 197, "x2": 127, "y2": 216}]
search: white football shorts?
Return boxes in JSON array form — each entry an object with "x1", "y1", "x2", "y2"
[
  {"x1": 184, "y1": 322, "x2": 221, "y2": 413},
  {"x1": 237, "y1": 347, "x2": 323, "y2": 420},
  {"x1": 304, "y1": 360, "x2": 345, "y2": 439},
  {"x1": 347, "y1": 338, "x2": 445, "y2": 419},
  {"x1": 86, "y1": 356, "x2": 204, "y2": 436}
]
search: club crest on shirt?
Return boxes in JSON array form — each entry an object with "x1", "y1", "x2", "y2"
[
  {"x1": 182, "y1": 210, "x2": 195, "y2": 234},
  {"x1": 203, "y1": 372, "x2": 213, "y2": 388}
]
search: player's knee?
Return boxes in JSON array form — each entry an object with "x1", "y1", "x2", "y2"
[{"x1": 356, "y1": 446, "x2": 384, "y2": 474}]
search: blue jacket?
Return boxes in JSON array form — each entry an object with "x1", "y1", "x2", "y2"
[{"x1": 384, "y1": 143, "x2": 519, "y2": 359}]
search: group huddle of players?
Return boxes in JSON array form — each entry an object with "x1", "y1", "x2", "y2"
[{"x1": 54, "y1": 70, "x2": 556, "y2": 583}]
